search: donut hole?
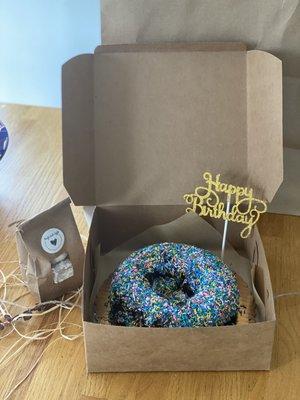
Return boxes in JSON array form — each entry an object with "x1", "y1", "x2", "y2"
[
  {"x1": 181, "y1": 282, "x2": 195, "y2": 298},
  {"x1": 144, "y1": 271, "x2": 195, "y2": 301},
  {"x1": 109, "y1": 243, "x2": 240, "y2": 327}
]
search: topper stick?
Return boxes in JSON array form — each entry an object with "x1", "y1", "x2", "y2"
[{"x1": 221, "y1": 194, "x2": 231, "y2": 260}]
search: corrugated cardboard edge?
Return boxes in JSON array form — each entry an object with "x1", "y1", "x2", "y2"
[{"x1": 95, "y1": 42, "x2": 247, "y2": 53}]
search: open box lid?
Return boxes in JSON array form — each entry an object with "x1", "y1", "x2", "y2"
[{"x1": 62, "y1": 42, "x2": 282, "y2": 206}]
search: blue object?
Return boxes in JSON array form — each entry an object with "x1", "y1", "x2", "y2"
[{"x1": 0, "y1": 122, "x2": 8, "y2": 160}]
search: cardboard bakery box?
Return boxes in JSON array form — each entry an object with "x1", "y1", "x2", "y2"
[{"x1": 62, "y1": 43, "x2": 282, "y2": 371}]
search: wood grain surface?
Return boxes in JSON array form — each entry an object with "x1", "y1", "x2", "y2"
[{"x1": 0, "y1": 104, "x2": 299, "y2": 400}]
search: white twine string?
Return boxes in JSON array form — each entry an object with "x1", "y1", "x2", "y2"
[
  {"x1": 0, "y1": 262, "x2": 83, "y2": 399},
  {"x1": 0, "y1": 261, "x2": 19, "y2": 264},
  {"x1": 80, "y1": 234, "x2": 88, "y2": 244},
  {"x1": 275, "y1": 291, "x2": 300, "y2": 299}
]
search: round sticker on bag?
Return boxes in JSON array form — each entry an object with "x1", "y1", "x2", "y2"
[{"x1": 41, "y1": 228, "x2": 65, "y2": 254}]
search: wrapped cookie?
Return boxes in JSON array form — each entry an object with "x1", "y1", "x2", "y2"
[{"x1": 15, "y1": 198, "x2": 84, "y2": 302}]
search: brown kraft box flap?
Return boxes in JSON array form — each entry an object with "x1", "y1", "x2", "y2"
[{"x1": 62, "y1": 43, "x2": 282, "y2": 207}]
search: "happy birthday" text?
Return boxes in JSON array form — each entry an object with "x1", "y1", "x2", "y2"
[{"x1": 183, "y1": 172, "x2": 267, "y2": 238}]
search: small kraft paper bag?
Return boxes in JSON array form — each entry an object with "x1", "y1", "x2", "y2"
[{"x1": 15, "y1": 198, "x2": 84, "y2": 302}]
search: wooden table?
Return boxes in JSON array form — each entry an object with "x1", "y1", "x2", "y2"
[{"x1": 0, "y1": 104, "x2": 299, "y2": 400}]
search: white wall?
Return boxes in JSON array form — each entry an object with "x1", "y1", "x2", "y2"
[{"x1": 0, "y1": 0, "x2": 100, "y2": 107}]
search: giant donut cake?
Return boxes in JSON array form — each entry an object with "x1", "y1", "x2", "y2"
[{"x1": 108, "y1": 243, "x2": 239, "y2": 327}]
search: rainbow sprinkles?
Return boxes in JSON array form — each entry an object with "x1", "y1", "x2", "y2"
[{"x1": 184, "y1": 172, "x2": 267, "y2": 238}]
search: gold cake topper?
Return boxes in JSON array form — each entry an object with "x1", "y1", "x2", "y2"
[{"x1": 183, "y1": 172, "x2": 267, "y2": 239}]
